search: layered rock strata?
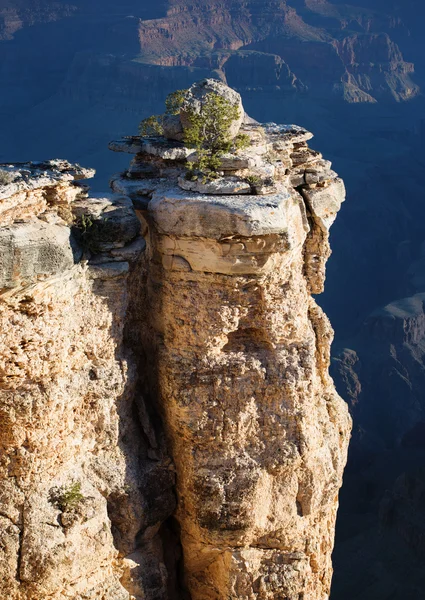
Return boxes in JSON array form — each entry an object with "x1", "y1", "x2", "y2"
[
  {"x1": 0, "y1": 160, "x2": 176, "y2": 600},
  {"x1": 109, "y1": 81, "x2": 351, "y2": 599}
]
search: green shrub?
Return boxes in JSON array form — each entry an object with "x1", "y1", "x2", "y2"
[
  {"x1": 49, "y1": 482, "x2": 84, "y2": 512},
  {"x1": 165, "y1": 89, "x2": 187, "y2": 115},
  {"x1": 246, "y1": 175, "x2": 262, "y2": 185},
  {"x1": 139, "y1": 87, "x2": 249, "y2": 178},
  {"x1": 139, "y1": 115, "x2": 164, "y2": 137},
  {"x1": 183, "y1": 92, "x2": 241, "y2": 174},
  {"x1": 73, "y1": 213, "x2": 108, "y2": 254},
  {"x1": 233, "y1": 133, "x2": 251, "y2": 152},
  {"x1": 139, "y1": 88, "x2": 188, "y2": 136}
]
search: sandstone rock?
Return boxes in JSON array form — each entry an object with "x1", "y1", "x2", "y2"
[
  {"x1": 141, "y1": 138, "x2": 192, "y2": 161},
  {"x1": 109, "y1": 137, "x2": 192, "y2": 160},
  {"x1": 71, "y1": 193, "x2": 141, "y2": 251},
  {"x1": 150, "y1": 185, "x2": 301, "y2": 239},
  {"x1": 180, "y1": 78, "x2": 244, "y2": 140},
  {"x1": 302, "y1": 178, "x2": 346, "y2": 231},
  {"x1": 178, "y1": 175, "x2": 251, "y2": 195},
  {"x1": 141, "y1": 170, "x2": 351, "y2": 600},
  {"x1": 110, "y1": 176, "x2": 164, "y2": 202},
  {"x1": 0, "y1": 83, "x2": 350, "y2": 600},
  {"x1": 291, "y1": 147, "x2": 322, "y2": 167},
  {"x1": 0, "y1": 160, "x2": 94, "y2": 225},
  {"x1": 109, "y1": 137, "x2": 145, "y2": 154},
  {"x1": 264, "y1": 123, "x2": 314, "y2": 144},
  {"x1": 0, "y1": 163, "x2": 174, "y2": 600}
]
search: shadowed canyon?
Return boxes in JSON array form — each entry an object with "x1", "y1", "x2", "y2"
[{"x1": 1, "y1": 1, "x2": 425, "y2": 599}]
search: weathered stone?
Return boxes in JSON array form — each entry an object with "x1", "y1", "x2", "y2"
[
  {"x1": 264, "y1": 123, "x2": 314, "y2": 144},
  {"x1": 110, "y1": 176, "x2": 164, "y2": 201},
  {"x1": 291, "y1": 147, "x2": 322, "y2": 167},
  {"x1": 0, "y1": 82, "x2": 350, "y2": 600},
  {"x1": 141, "y1": 171, "x2": 350, "y2": 600},
  {"x1": 305, "y1": 159, "x2": 335, "y2": 185},
  {"x1": 141, "y1": 138, "x2": 192, "y2": 161},
  {"x1": 302, "y1": 178, "x2": 346, "y2": 231},
  {"x1": 108, "y1": 137, "x2": 145, "y2": 154},
  {"x1": 0, "y1": 220, "x2": 80, "y2": 290},
  {"x1": 0, "y1": 160, "x2": 94, "y2": 224},
  {"x1": 0, "y1": 163, "x2": 174, "y2": 600},
  {"x1": 71, "y1": 193, "x2": 141, "y2": 251},
  {"x1": 109, "y1": 137, "x2": 192, "y2": 160},
  {"x1": 150, "y1": 185, "x2": 304, "y2": 239}
]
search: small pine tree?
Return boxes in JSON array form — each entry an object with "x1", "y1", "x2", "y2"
[
  {"x1": 139, "y1": 89, "x2": 188, "y2": 136},
  {"x1": 138, "y1": 87, "x2": 248, "y2": 177}
]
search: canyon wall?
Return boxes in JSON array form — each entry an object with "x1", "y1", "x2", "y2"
[{"x1": 0, "y1": 81, "x2": 350, "y2": 599}]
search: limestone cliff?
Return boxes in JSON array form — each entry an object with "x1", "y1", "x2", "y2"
[{"x1": 0, "y1": 81, "x2": 351, "y2": 599}]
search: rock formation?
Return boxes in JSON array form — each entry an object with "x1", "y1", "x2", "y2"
[
  {"x1": 0, "y1": 80, "x2": 350, "y2": 599},
  {"x1": 110, "y1": 80, "x2": 351, "y2": 599}
]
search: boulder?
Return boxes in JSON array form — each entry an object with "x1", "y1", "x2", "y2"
[
  {"x1": 0, "y1": 220, "x2": 80, "y2": 289},
  {"x1": 302, "y1": 178, "x2": 346, "y2": 231},
  {"x1": 180, "y1": 79, "x2": 244, "y2": 141}
]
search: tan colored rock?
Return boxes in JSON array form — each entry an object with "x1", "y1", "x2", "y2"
[
  {"x1": 132, "y1": 109, "x2": 351, "y2": 597},
  {"x1": 0, "y1": 83, "x2": 351, "y2": 600},
  {"x1": 0, "y1": 163, "x2": 175, "y2": 600}
]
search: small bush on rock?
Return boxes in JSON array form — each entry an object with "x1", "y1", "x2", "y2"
[
  {"x1": 49, "y1": 481, "x2": 84, "y2": 512},
  {"x1": 139, "y1": 89, "x2": 188, "y2": 136},
  {"x1": 138, "y1": 86, "x2": 248, "y2": 179},
  {"x1": 183, "y1": 93, "x2": 241, "y2": 175}
]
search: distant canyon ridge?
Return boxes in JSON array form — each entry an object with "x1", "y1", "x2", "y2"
[{"x1": 0, "y1": 0, "x2": 423, "y2": 103}]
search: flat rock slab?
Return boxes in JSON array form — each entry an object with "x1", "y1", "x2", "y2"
[
  {"x1": 0, "y1": 159, "x2": 94, "y2": 201},
  {"x1": 109, "y1": 137, "x2": 192, "y2": 160},
  {"x1": 263, "y1": 123, "x2": 314, "y2": 145},
  {"x1": 149, "y1": 184, "x2": 304, "y2": 239},
  {"x1": 178, "y1": 176, "x2": 251, "y2": 195},
  {"x1": 0, "y1": 220, "x2": 81, "y2": 290}
]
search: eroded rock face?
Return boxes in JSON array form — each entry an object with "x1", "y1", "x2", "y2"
[{"x1": 110, "y1": 89, "x2": 351, "y2": 599}]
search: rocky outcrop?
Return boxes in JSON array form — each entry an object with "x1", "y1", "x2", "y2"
[
  {"x1": 0, "y1": 80, "x2": 350, "y2": 599},
  {"x1": 109, "y1": 80, "x2": 351, "y2": 599}
]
